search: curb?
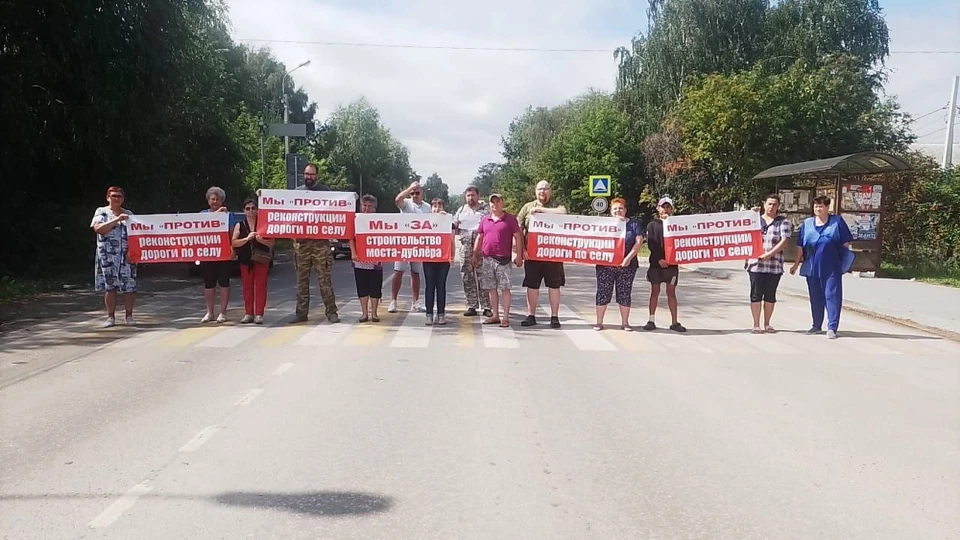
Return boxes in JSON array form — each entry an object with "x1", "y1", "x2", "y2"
[{"x1": 686, "y1": 266, "x2": 960, "y2": 342}]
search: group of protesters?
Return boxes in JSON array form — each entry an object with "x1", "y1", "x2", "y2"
[{"x1": 92, "y1": 163, "x2": 855, "y2": 338}]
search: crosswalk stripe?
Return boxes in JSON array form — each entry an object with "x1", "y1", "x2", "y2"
[
  {"x1": 345, "y1": 323, "x2": 389, "y2": 346},
  {"x1": 257, "y1": 326, "x2": 309, "y2": 347},
  {"x1": 457, "y1": 315, "x2": 476, "y2": 347},
  {"x1": 196, "y1": 326, "x2": 267, "y2": 348},
  {"x1": 481, "y1": 319, "x2": 520, "y2": 348},
  {"x1": 390, "y1": 310, "x2": 433, "y2": 348},
  {"x1": 159, "y1": 326, "x2": 223, "y2": 347},
  {"x1": 294, "y1": 301, "x2": 360, "y2": 346},
  {"x1": 107, "y1": 330, "x2": 173, "y2": 350},
  {"x1": 558, "y1": 304, "x2": 617, "y2": 351}
]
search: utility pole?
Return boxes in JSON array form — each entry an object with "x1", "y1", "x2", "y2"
[
  {"x1": 282, "y1": 60, "x2": 311, "y2": 157},
  {"x1": 943, "y1": 75, "x2": 959, "y2": 170}
]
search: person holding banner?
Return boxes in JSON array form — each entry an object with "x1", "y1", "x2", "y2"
[
  {"x1": 350, "y1": 195, "x2": 384, "y2": 323},
  {"x1": 422, "y1": 198, "x2": 458, "y2": 326},
  {"x1": 232, "y1": 197, "x2": 275, "y2": 325},
  {"x1": 516, "y1": 181, "x2": 567, "y2": 329},
  {"x1": 790, "y1": 196, "x2": 854, "y2": 340},
  {"x1": 452, "y1": 186, "x2": 492, "y2": 318},
  {"x1": 389, "y1": 179, "x2": 431, "y2": 314},
  {"x1": 745, "y1": 194, "x2": 793, "y2": 334},
  {"x1": 198, "y1": 186, "x2": 233, "y2": 323},
  {"x1": 292, "y1": 163, "x2": 340, "y2": 324},
  {"x1": 644, "y1": 197, "x2": 686, "y2": 332},
  {"x1": 594, "y1": 198, "x2": 644, "y2": 331},
  {"x1": 91, "y1": 186, "x2": 137, "y2": 327},
  {"x1": 473, "y1": 193, "x2": 524, "y2": 327}
]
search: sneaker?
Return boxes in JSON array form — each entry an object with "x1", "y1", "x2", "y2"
[
  {"x1": 289, "y1": 313, "x2": 308, "y2": 324},
  {"x1": 436, "y1": 315, "x2": 447, "y2": 326},
  {"x1": 669, "y1": 322, "x2": 687, "y2": 333},
  {"x1": 125, "y1": 315, "x2": 136, "y2": 326},
  {"x1": 103, "y1": 317, "x2": 116, "y2": 328},
  {"x1": 412, "y1": 300, "x2": 425, "y2": 312},
  {"x1": 254, "y1": 315, "x2": 264, "y2": 325},
  {"x1": 425, "y1": 315, "x2": 434, "y2": 326},
  {"x1": 200, "y1": 313, "x2": 213, "y2": 324},
  {"x1": 805, "y1": 327, "x2": 823, "y2": 335},
  {"x1": 482, "y1": 309, "x2": 493, "y2": 318},
  {"x1": 549, "y1": 316, "x2": 561, "y2": 329},
  {"x1": 388, "y1": 300, "x2": 398, "y2": 313},
  {"x1": 216, "y1": 313, "x2": 227, "y2": 324},
  {"x1": 520, "y1": 315, "x2": 537, "y2": 327},
  {"x1": 240, "y1": 315, "x2": 254, "y2": 324},
  {"x1": 327, "y1": 313, "x2": 340, "y2": 324},
  {"x1": 463, "y1": 308, "x2": 478, "y2": 317},
  {"x1": 827, "y1": 330, "x2": 838, "y2": 340},
  {"x1": 643, "y1": 321, "x2": 656, "y2": 331}
]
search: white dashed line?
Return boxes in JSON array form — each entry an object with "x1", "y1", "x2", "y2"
[
  {"x1": 88, "y1": 480, "x2": 153, "y2": 529},
  {"x1": 234, "y1": 388, "x2": 264, "y2": 406},
  {"x1": 274, "y1": 362, "x2": 294, "y2": 376},
  {"x1": 179, "y1": 425, "x2": 219, "y2": 453}
]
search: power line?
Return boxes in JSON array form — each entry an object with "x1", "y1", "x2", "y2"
[
  {"x1": 236, "y1": 38, "x2": 960, "y2": 55},
  {"x1": 916, "y1": 126, "x2": 947, "y2": 139},
  {"x1": 908, "y1": 106, "x2": 947, "y2": 124}
]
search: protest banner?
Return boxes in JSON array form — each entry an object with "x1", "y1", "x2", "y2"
[
  {"x1": 127, "y1": 213, "x2": 232, "y2": 263},
  {"x1": 354, "y1": 213, "x2": 453, "y2": 262},
  {"x1": 663, "y1": 210, "x2": 762, "y2": 265},
  {"x1": 525, "y1": 214, "x2": 626, "y2": 266},
  {"x1": 256, "y1": 189, "x2": 356, "y2": 239}
]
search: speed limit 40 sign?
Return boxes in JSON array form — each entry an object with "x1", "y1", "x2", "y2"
[{"x1": 591, "y1": 197, "x2": 608, "y2": 213}]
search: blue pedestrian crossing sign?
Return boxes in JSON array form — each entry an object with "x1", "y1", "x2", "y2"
[{"x1": 588, "y1": 175, "x2": 611, "y2": 197}]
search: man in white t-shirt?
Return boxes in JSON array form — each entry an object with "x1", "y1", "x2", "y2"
[{"x1": 389, "y1": 180, "x2": 431, "y2": 312}]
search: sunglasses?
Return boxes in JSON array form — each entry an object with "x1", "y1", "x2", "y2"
[
  {"x1": 109, "y1": 194, "x2": 124, "y2": 199},
  {"x1": 411, "y1": 191, "x2": 421, "y2": 196}
]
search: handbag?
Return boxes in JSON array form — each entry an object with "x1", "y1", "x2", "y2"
[{"x1": 251, "y1": 243, "x2": 273, "y2": 266}]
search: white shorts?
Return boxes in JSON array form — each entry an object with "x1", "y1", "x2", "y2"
[{"x1": 393, "y1": 261, "x2": 423, "y2": 274}]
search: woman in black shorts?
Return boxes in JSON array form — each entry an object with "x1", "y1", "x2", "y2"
[{"x1": 199, "y1": 186, "x2": 232, "y2": 323}]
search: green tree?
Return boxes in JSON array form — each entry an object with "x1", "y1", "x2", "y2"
[
  {"x1": 325, "y1": 98, "x2": 393, "y2": 197},
  {"x1": 422, "y1": 173, "x2": 450, "y2": 206},
  {"x1": 472, "y1": 162, "x2": 503, "y2": 196}
]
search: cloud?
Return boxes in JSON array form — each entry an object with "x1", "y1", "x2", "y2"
[{"x1": 225, "y1": 0, "x2": 960, "y2": 190}]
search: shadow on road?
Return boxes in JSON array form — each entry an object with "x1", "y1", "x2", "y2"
[
  {"x1": 214, "y1": 490, "x2": 394, "y2": 516},
  {"x1": 0, "y1": 489, "x2": 395, "y2": 517}
]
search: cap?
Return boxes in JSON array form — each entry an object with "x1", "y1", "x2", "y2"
[
  {"x1": 657, "y1": 196, "x2": 674, "y2": 207},
  {"x1": 489, "y1": 193, "x2": 504, "y2": 202}
]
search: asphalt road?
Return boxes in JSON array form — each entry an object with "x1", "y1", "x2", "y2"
[{"x1": 1, "y1": 257, "x2": 958, "y2": 539}]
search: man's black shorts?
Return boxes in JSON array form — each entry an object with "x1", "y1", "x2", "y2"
[
  {"x1": 646, "y1": 264, "x2": 679, "y2": 285},
  {"x1": 523, "y1": 260, "x2": 565, "y2": 289},
  {"x1": 749, "y1": 272, "x2": 782, "y2": 303}
]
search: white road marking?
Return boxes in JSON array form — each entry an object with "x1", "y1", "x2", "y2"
[
  {"x1": 480, "y1": 320, "x2": 520, "y2": 348},
  {"x1": 195, "y1": 326, "x2": 267, "y2": 348},
  {"x1": 87, "y1": 480, "x2": 153, "y2": 529},
  {"x1": 274, "y1": 362, "x2": 294, "y2": 376},
  {"x1": 558, "y1": 304, "x2": 617, "y2": 351},
  {"x1": 390, "y1": 311, "x2": 433, "y2": 348},
  {"x1": 234, "y1": 388, "x2": 264, "y2": 406},
  {"x1": 295, "y1": 301, "x2": 360, "y2": 346},
  {"x1": 179, "y1": 425, "x2": 219, "y2": 453},
  {"x1": 106, "y1": 330, "x2": 172, "y2": 350}
]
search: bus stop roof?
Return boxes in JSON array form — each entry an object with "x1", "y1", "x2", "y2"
[{"x1": 752, "y1": 152, "x2": 911, "y2": 180}]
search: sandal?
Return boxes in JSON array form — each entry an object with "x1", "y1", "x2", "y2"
[
  {"x1": 358, "y1": 316, "x2": 369, "y2": 323},
  {"x1": 593, "y1": 324, "x2": 603, "y2": 331},
  {"x1": 500, "y1": 319, "x2": 510, "y2": 328},
  {"x1": 483, "y1": 317, "x2": 501, "y2": 325},
  {"x1": 764, "y1": 326, "x2": 776, "y2": 334},
  {"x1": 371, "y1": 316, "x2": 380, "y2": 323},
  {"x1": 752, "y1": 327, "x2": 764, "y2": 334},
  {"x1": 621, "y1": 325, "x2": 633, "y2": 332}
]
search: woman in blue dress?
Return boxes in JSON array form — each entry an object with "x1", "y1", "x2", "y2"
[
  {"x1": 789, "y1": 196, "x2": 854, "y2": 339},
  {"x1": 91, "y1": 186, "x2": 137, "y2": 327}
]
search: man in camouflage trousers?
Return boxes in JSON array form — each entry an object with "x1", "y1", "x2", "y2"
[
  {"x1": 452, "y1": 185, "x2": 492, "y2": 317},
  {"x1": 292, "y1": 163, "x2": 339, "y2": 324}
]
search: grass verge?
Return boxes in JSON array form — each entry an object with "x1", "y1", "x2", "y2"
[
  {"x1": 880, "y1": 262, "x2": 960, "y2": 288},
  {"x1": 0, "y1": 274, "x2": 89, "y2": 303}
]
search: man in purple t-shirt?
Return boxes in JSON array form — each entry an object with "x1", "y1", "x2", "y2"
[{"x1": 473, "y1": 193, "x2": 524, "y2": 327}]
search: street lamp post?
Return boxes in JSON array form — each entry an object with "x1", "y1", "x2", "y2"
[{"x1": 282, "y1": 60, "x2": 311, "y2": 156}]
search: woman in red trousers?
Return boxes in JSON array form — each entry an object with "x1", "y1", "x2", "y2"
[{"x1": 232, "y1": 197, "x2": 275, "y2": 324}]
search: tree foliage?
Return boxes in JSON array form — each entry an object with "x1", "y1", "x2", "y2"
[{"x1": 422, "y1": 173, "x2": 451, "y2": 207}]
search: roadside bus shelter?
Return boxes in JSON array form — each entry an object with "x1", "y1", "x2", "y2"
[{"x1": 752, "y1": 152, "x2": 912, "y2": 273}]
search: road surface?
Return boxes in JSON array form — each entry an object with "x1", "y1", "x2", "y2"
[{"x1": 2, "y1": 260, "x2": 958, "y2": 539}]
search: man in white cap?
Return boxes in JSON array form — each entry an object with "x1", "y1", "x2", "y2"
[{"x1": 644, "y1": 197, "x2": 686, "y2": 332}]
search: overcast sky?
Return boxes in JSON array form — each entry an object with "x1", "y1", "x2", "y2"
[{"x1": 226, "y1": 0, "x2": 960, "y2": 190}]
